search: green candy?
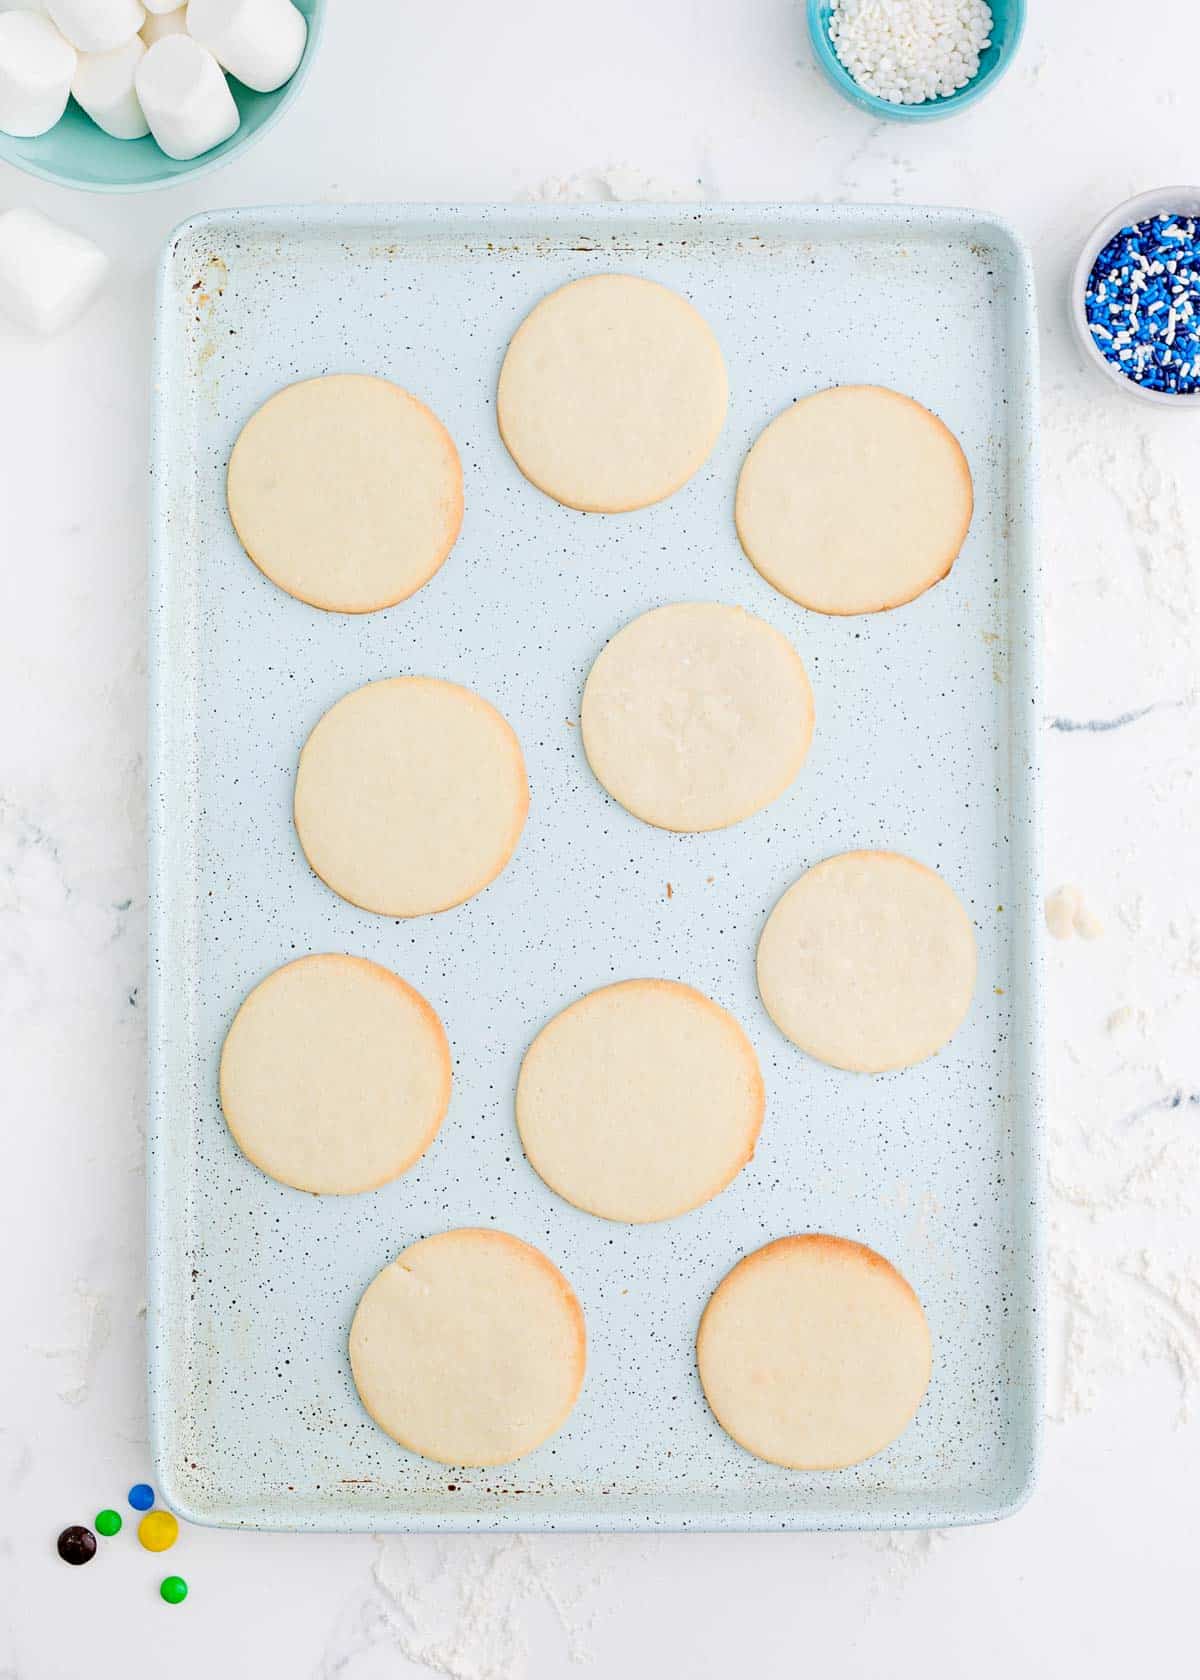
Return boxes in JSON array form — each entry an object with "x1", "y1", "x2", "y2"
[
  {"x1": 95, "y1": 1510, "x2": 122, "y2": 1538},
  {"x1": 160, "y1": 1575, "x2": 188, "y2": 1605}
]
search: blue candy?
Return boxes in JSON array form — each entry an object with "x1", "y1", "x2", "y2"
[
  {"x1": 1085, "y1": 213, "x2": 1200, "y2": 395},
  {"x1": 128, "y1": 1482, "x2": 155, "y2": 1511}
]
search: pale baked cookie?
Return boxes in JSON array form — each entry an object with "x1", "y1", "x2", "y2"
[
  {"x1": 497, "y1": 274, "x2": 728, "y2": 513},
  {"x1": 580, "y1": 602, "x2": 814, "y2": 832},
  {"x1": 757, "y1": 850, "x2": 976, "y2": 1073},
  {"x1": 227, "y1": 374, "x2": 463, "y2": 613},
  {"x1": 516, "y1": 979, "x2": 764, "y2": 1223},
  {"x1": 349, "y1": 1228, "x2": 586, "y2": 1466},
  {"x1": 696, "y1": 1234, "x2": 932, "y2": 1470},
  {"x1": 219, "y1": 954, "x2": 451, "y2": 1195},
  {"x1": 294, "y1": 677, "x2": 528, "y2": 917},
  {"x1": 735, "y1": 384, "x2": 973, "y2": 615}
]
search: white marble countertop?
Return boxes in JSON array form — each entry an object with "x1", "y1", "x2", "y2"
[{"x1": 2, "y1": 2, "x2": 1199, "y2": 1674}]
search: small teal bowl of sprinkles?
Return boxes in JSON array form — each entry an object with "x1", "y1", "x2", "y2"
[
  {"x1": 806, "y1": 0, "x2": 1026, "y2": 122},
  {"x1": 1072, "y1": 188, "x2": 1200, "y2": 406}
]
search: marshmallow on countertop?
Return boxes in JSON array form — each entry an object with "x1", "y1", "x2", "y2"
[
  {"x1": 187, "y1": 0, "x2": 304, "y2": 94},
  {"x1": 72, "y1": 34, "x2": 147, "y2": 137},
  {"x1": 46, "y1": 0, "x2": 143, "y2": 53},
  {"x1": 0, "y1": 208, "x2": 108, "y2": 335},
  {"x1": 134, "y1": 32, "x2": 236, "y2": 158},
  {"x1": 140, "y1": 4, "x2": 185, "y2": 44},
  {"x1": 0, "y1": 10, "x2": 75, "y2": 137}
]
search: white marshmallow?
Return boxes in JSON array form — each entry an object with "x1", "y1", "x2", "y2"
[
  {"x1": 142, "y1": 0, "x2": 181, "y2": 10},
  {"x1": 0, "y1": 11, "x2": 75, "y2": 136},
  {"x1": 140, "y1": 3, "x2": 185, "y2": 43},
  {"x1": 0, "y1": 208, "x2": 108, "y2": 336},
  {"x1": 71, "y1": 33, "x2": 147, "y2": 136},
  {"x1": 46, "y1": 0, "x2": 143, "y2": 53},
  {"x1": 186, "y1": 0, "x2": 304, "y2": 94},
  {"x1": 134, "y1": 33, "x2": 236, "y2": 158},
  {"x1": 0, "y1": 1, "x2": 49, "y2": 15}
]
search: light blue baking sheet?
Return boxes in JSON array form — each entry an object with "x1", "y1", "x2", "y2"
[{"x1": 147, "y1": 202, "x2": 1042, "y2": 1531}]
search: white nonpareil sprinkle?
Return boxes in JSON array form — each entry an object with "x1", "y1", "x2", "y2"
[{"x1": 829, "y1": 0, "x2": 993, "y2": 105}]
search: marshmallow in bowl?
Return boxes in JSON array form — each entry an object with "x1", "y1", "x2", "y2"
[
  {"x1": 187, "y1": 0, "x2": 304, "y2": 94},
  {"x1": 0, "y1": 10, "x2": 75, "y2": 136},
  {"x1": 140, "y1": 3, "x2": 186, "y2": 43},
  {"x1": 46, "y1": 0, "x2": 144, "y2": 53},
  {"x1": 0, "y1": 208, "x2": 108, "y2": 335},
  {"x1": 134, "y1": 31, "x2": 236, "y2": 158},
  {"x1": 72, "y1": 34, "x2": 149, "y2": 136}
]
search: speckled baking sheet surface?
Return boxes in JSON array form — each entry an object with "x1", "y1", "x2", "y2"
[{"x1": 148, "y1": 203, "x2": 1042, "y2": 1532}]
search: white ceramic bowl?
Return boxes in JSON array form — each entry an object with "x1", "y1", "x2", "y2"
[{"x1": 1070, "y1": 185, "x2": 1200, "y2": 409}]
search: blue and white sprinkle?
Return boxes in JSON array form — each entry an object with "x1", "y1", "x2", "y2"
[{"x1": 1085, "y1": 213, "x2": 1200, "y2": 395}]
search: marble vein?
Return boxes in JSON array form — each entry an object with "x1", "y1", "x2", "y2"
[{"x1": 1050, "y1": 702, "x2": 1175, "y2": 733}]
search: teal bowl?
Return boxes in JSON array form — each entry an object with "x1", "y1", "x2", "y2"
[
  {"x1": 806, "y1": 0, "x2": 1025, "y2": 122},
  {"x1": 0, "y1": 0, "x2": 324, "y2": 192}
]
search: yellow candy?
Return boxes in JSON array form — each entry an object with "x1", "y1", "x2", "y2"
[{"x1": 137, "y1": 1510, "x2": 179, "y2": 1553}]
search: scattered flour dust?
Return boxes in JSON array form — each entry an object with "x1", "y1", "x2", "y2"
[
  {"x1": 1027, "y1": 362, "x2": 1200, "y2": 1421},
  {"x1": 318, "y1": 1534, "x2": 613, "y2": 1680},
  {"x1": 1166, "y1": 909, "x2": 1200, "y2": 978},
  {"x1": 526, "y1": 166, "x2": 702, "y2": 205},
  {"x1": 866, "y1": 1527, "x2": 949, "y2": 1590},
  {"x1": 1049, "y1": 1238, "x2": 1200, "y2": 1423},
  {"x1": 33, "y1": 1284, "x2": 111, "y2": 1407},
  {"x1": 1048, "y1": 986, "x2": 1200, "y2": 1422}
]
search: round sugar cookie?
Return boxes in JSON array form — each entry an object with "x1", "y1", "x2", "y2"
[
  {"x1": 219, "y1": 954, "x2": 451, "y2": 1195},
  {"x1": 516, "y1": 979, "x2": 764, "y2": 1223},
  {"x1": 697, "y1": 1234, "x2": 932, "y2": 1470},
  {"x1": 349, "y1": 1229, "x2": 586, "y2": 1466},
  {"x1": 735, "y1": 384, "x2": 973, "y2": 615},
  {"x1": 757, "y1": 851, "x2": 976, "y2": 1073},
  {"x1": 227, "y1": 374, "x2": 463, "y2": 613},
  {"x1": 294, "y1": 677, "x2": 528, "y2": 917},
  {"x1": 580, "y1": 602, "x2": 814, "y2": 832},
  {"x1": 497, "y1": 274, "x2": 728, "y2": 513}
]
